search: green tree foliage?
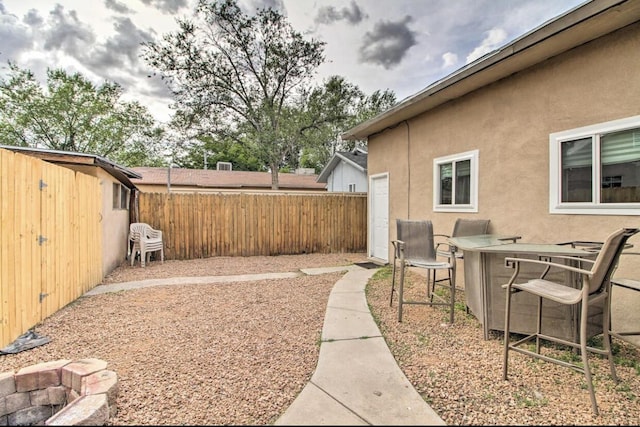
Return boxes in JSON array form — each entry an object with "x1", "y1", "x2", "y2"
[
  {"x1": 174, "y1": 134, "x2": 263, "y2": 171},
  {"x1": 295, "y1": 76, "x2": 396, "y2": 172},
  {"x1": 0, "y1": 62, "x2": 166, "y2": 167},
  {"x1": 142, "y1": 0, "x2": 327, "y2": 188}
]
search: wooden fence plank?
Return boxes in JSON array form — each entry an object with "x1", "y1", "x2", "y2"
[
  {"x1": 0, "y1": 150, "x2": 15, "y2": 346},
  {"x1": 137, "y1": 192, "x2": 366, "y2": 259},
  {"x1": 16, "y1": 154, "x2": 41, "y2": 335},
  {"x1": 40, "y1": 160, "x2": 58, "y2": 318}
]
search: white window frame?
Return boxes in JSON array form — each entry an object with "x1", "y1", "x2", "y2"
[
  {"x1": 549, "y1": 115, "x2": 640, "y2": 216},
  {"x1": 348, "y1": 183, "x2": 356, "y2": 192},
  {"x1": 216, "y1": 161, "x2": 232, "y2": 171},
  {"x1": 433, "y1": 149, "x2": 479, "y2": 212}
]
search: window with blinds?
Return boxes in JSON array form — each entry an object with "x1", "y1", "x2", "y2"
[{"x1": 550, "y1": 115, "x2": 640, "y2": 215}]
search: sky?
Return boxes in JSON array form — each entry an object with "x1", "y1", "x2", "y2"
[{"x1": 1, "y1": 0, "x2": 588, "y2": 124}]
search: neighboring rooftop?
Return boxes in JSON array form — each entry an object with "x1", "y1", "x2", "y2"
[
  {"x1": 131, "y1": 167, "x2": 327, "y2": 192},
  {"x1": 0, "y1": 145, "x2": 141, "y2": 188},
  {"x1": 317, "y1": 148, "x2": 367, "y2": 184}
]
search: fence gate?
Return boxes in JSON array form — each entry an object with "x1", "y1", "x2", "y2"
[{"x1": 1, "y1": 150, "x2": 43, "y2": 347}]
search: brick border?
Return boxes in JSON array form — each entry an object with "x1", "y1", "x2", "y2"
[{"x1": 0, "y1": 358, "x2": 117, "y2": 425}]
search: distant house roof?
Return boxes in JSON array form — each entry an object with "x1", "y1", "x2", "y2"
[
  {"x1": 131, "y1": 167, "x2": 327, "y2": 191},
  {"x1": 0, "y1": 145, "x2": 141, "y2": 188},
  {"x1": 342, "y1": 0, "x2": 640, "y2": 140},
  {"x1": 317, "y1": 148, "x2": 367, "y2": 183}
]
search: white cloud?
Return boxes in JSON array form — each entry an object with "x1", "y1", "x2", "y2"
[
  {"x1": 441, "y1": 52, "x2": 458, "y2": 68},
  {"x1": 1, "y1": 0, "x2": 587, "y2": 122},
  {"x1": 466, "y1": 27, "x2": 508, "y2": 64}
]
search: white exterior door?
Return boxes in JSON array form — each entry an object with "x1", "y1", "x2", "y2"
[{"x1": 369, "y1": 173, "x2": 389, "y2": 262}]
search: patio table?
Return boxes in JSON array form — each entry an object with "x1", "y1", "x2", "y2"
[{"x1": 448, "y1": 235, "x2": 597, "y2": 340}]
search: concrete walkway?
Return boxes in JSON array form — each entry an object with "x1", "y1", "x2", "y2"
[
  {"x1": 84, "y1": 264, "x2": 445, "y2": 425},
  {"x1": 276, "y1": 265, "x2": 444, "y2": 425}
]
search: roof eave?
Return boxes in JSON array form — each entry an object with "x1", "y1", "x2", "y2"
[
  {"x1": 341, "y1": 0, "x2": 639, "y2": 140},
  {"x1": 0, "y1": 145, "x2": 142, "y2": 188},
  {"x1": 316, "y1": 153, "x2": 367, "y2": 183},
  {"x1": 317, "y1": 155, "x2": 342, "y2": 183}
]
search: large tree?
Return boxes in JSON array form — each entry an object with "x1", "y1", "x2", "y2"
[
  {"x1": 171, "y1": 75, "x2": 396, "y2": 173},
  {"x1": 142, "y1": 0, "x2": 326, "y2": 189},
  {"x1": 0, "y1": 62, "x2": 166, "y2": 167}
]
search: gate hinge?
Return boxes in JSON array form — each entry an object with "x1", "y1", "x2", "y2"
[
  {"x1": 39, "y1": 179, "x2": 48, "y2": 191},
  {"x1": 39, "y1": 293, "x2": 49, "y2": 303},
  {"x1": 38, "y1": 235, "x2": 48, "y2": 245}
]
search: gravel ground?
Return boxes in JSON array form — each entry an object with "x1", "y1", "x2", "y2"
[
  {"x1": 0, "y1": 253, "x2": 638, "y2": 425},
  {"x1": 0, "y1": 253, "x2": 366, "y2": 425},
  {"x1": 366, "y1": 266, "x2": 640, "y2": 425}
]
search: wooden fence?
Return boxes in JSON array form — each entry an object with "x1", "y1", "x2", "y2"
[
  {"x1": 0, "y1": 151, "x2": 367, "y2": 348},
  {"x1": 137, "y1": 192, "x2": 368, "y2": 259},
  {"x1": 0, "y1": 149, "x2": 102, "y2": 348}
]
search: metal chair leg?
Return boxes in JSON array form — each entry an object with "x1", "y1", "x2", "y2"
[
  {"x1": 390, "y1": 259, "x2": 397, "y2": 306},
  {"x1": 449, "y1": 269, "x2": 455, "y2": 324},
  {"x1": 398, "y1": 262, "x2": 406, "y2": 322},
  {"x1": 580, "y1": 297, "x2": 598, "y2": 415},
  {"x1": 604, "y1": 281, "x2": 619, "y2": 383},
  {"x1": 503, "y1": 287, "x2": 513, "y2": 380}
]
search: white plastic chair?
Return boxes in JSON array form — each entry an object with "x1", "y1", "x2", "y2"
[{"x1": 129, "y1": 222, "x2": 164, "y2": 267}]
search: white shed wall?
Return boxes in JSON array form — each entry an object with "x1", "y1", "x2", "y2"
[{"x1": 327, "y1": 161, "x2": 368, "y2": 192}]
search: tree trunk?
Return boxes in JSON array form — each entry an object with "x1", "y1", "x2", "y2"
[{"x1": 270, "y1": 167, "x2": 279, "y2": 190}]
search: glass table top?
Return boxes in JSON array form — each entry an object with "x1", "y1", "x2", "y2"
[{"x1": 447, "y1": 234, "x2": 521, "y2": 250}]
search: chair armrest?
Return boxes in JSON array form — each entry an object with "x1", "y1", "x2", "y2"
[
  {"x1": 391, "y1": 240, "x2": 405, "y2": 259},
  {"x1": 146, "y1": 228, "x2": 163, "y2": 240},
  {"x1": 433, "y1": 233, "x2": 451, "y2": 246},
  {"x1": 541, "y1": 254, "x2": 595, "y2": 266},
  {"x1": 557, "y1": 241, "x2": 634, "y2": 253},
  {"x1": 557, "y1": 240, "x2": 604, "y2": 253},
  {"x1": 611, "y1": 278, "x2": 640, "y2": 292},
  {"x1": 434, "y1": 234, "x2": 453, "y2": 254},
  {"x1": 435, "y1": 242, "x2": 455, "y2": 255},
  {"x1": 391, "y1": 239, "x2": 404, "y2": 248},
  {"x1": 557, "y1": 240, "x2": 603, "y2": 247},
  {"x1": 611, "y1": 251, "x2": 640, "y2": 286},
  {"x1": 498, "y1": 235, "x2": 521, "y2": 242},
  {"x1": 504, "y1": 256, "x2": 592, "y2": 277}
]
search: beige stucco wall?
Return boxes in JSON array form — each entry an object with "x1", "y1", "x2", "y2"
[
  {"x1": 369, "y1": 21, "x2": 640, "y2": 279},
  {"x1": 135, "y1": 183, "x2": 170, "y2": 193},
  {"x1": 67, "y1": 165, "x2": 130, "y2": 276}
]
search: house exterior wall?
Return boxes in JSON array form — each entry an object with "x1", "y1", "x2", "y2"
[
  {"x1": 135, "y1": 183, "x2": 170, "y2": 193},
  {"x1": 98, "y1": 169, "x2": 130, "y2": 274},
  {"x1": 63, "y1": 165, "x2": 130, "y2": 275},
  {"x1": 368, "y1": 20, "x2": 640, "y2": 278},
  {"x1": 327, "y1": 161, "x2": 368, "y2": 192}
]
